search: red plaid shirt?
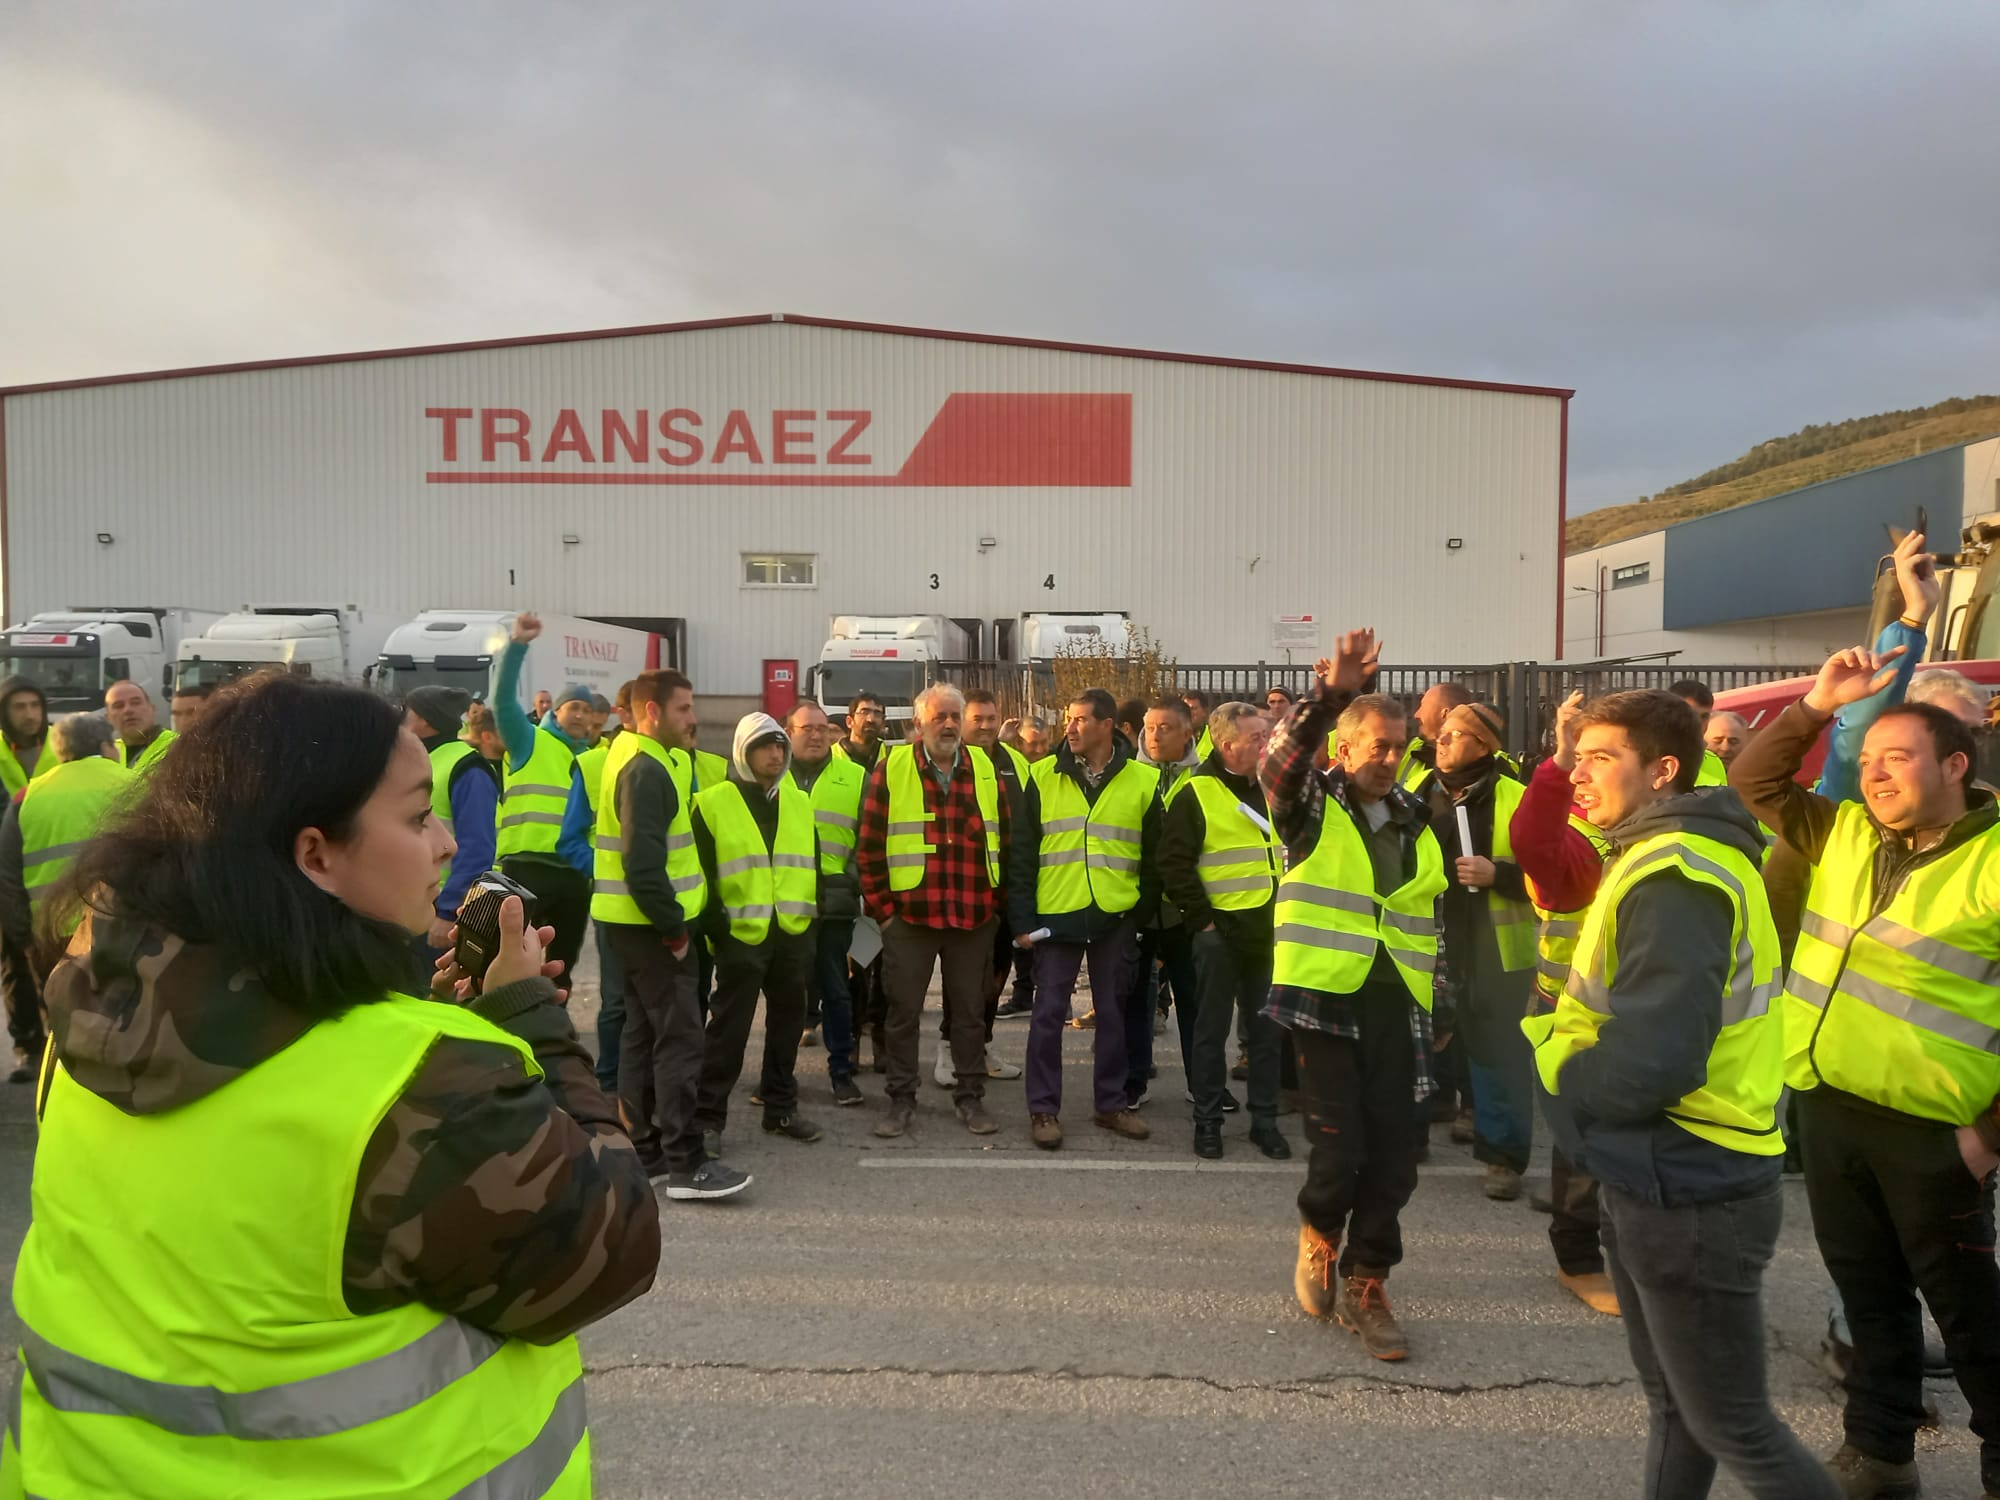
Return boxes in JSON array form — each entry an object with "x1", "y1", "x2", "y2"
[{"x1": 856, "y1": 745, "x2": 1009, "y2": 930}]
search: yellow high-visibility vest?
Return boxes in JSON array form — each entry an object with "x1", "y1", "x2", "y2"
[
  {"x1": 1029, "y1": 757, "x2": 1159, "y2": 916},
  {"x1": 696, "y1": 779, "x2": 816, "y2": 943},
  {"x1": 591, "y1": 733, "x2": 706, "y2": 925}
]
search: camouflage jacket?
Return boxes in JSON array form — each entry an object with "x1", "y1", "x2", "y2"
[{"x1": 44, "y1": 915, "x2": 660, "y2": 1344}]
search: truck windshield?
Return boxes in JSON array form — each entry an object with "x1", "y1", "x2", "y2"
[
  {"x1": 173, "y1": 659, "x2": 306, "y2": 694},
  {"x1": 373, "y1": 659, "x2": 493, "y2": 700},
  {"x1": 0, "y1": 647, "x2": 102, "y2": 713},
  {"x1": 819, "y1": 662, "x2": 923, "y2": 714}
]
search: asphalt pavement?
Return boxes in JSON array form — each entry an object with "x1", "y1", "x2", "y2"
[{"x1": 0, "y1": 950, "x2": 1984, "y2": 1499}]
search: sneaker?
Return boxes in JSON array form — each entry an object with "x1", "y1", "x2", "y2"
[
  {"x1": 1483, "y1": 1165, "x2": 1523, "y2": 1201},
  {"x1": 872, "y1": 1101, "x2": 914, "y2": 1139},
  {"x1": 749, "y1": 1089, "x2": 765, "y2": 1107},
  {"x1": 1031, "y1": 1112, "x2": 1063, "y2": 1150},
  {"x1": 1194, "y1": 1121, "x2": 1223, "y2": 1159},
  {"x1": 800, "y1": 1027, "x2": 820, "y2": 1049},
  {"x1": 984, "y1": 1049, "x2": 1022, "y2": 1080},
  {"x1": 1069, "y1": 1011, "x2": 1097, "y2": 1030},
  {"x1": 1557, "y1": 1270, "x2": 1621, "y2": 1317},
  {"x1": 995, "y1": 998, "x2": 1033, "y2": 1019},
  {"x1": 1248, "y1": 1124, "x2": 1292, "y2": 1161},
  {"x1": 702, "y1": 1129, "x2": 721, "y2": 1161},
  {"x1": 1450, "y1": 1108, "x2": 1475, "y2": 1145},
  {"x1": 1094, "y1": 1109, "x2": 1150, "y2": 1141},
  {"x1": 663, "y1": 1161, "x2": 752, "y2": 1201},
  {"x1": 1220, "y1": 1089, "x2": 1241, "y2": 1115},
  {"x1": 762, "y1": 1113, "x2": 823, "y2": 1143},
  {"x1": 1294, "y1": 1224, "x2": 1338, "y2": 1319},
  {"x1": 1126, "y1": 1086, "x2": 1150, "y2": 1110},
  {"x1": 933, "y1": 1044, "x2": 955, "y2": 1088},
  {"x1": 1334, "y1": 1270, "x2": 1408, "y2": 1361},
  {"x1": 1824, "y1": 1444, "x2": 1920, "y2": 1500},
  {"x1": 956, "y1": 1100, "x2": 999, "y2": 1135},
  {"x1": 831, "y1": 1076, "x2": 864, "y2": 1107}
]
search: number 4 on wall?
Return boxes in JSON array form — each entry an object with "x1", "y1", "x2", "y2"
[{"x1": 1042, "y1": 574, "x2": 1055, "y2": 590}]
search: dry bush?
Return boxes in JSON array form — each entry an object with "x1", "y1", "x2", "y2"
[{"x1": 1047, "y1": 626, "x2": 1179, "y2": 712}]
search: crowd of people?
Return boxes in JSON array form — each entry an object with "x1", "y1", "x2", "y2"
[{"x1": 2, "y1": 539, "x2": 1997, "y2": 1497}]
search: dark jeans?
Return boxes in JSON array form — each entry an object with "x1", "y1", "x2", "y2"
[
  {"x1": 1026, "y1": 923, "x2": 1137, "y2": 1117},
  {"x1": 1549, "y1": 1144, "x2": 1606, "y2": 1276},
  {"x1": 592, "y1": 921, "x2": 627, "y2": 1093},
  {"x1": 814, "y1": 919, "x2": 857, "y2": 1084},
  {"x1": 1292, "y1": 986, "x2": 1420, "y2": 1274},
  {"x1": 881, "y1": 917, "x2": 994, "y2": 1106},
  {"x1": 1189, "y1": 930, "x2": 1279, "y2": 1126},
  {"x1": 1799, "y1": 1087, "x2": 2000, "y2": 1487},
  {"x1": 1601, "y1": 1183, "x2": 1840, "y2": 1500},
  {"x1": 2, "y1": 935, "x2": 45, "y2": 1062},
  {"x1": 498, "y1": 856, "x2": 592, "y2": 990},
  {"x1": 1126, "y1": 924, "x2": 1196, "y2": 1103},
  {"x1": 937, "y1": 918, "x2": 1008, "y2": 1045},
  {"x1": 609, "y1": 924, "x2": 703, "y2": 1171},
  {"x1": 706, "y1": 929, "x2": 812, "y2": 1129},
  {"x1": 1466, "y1": 1045, "x2": 1535, "y2": 1172}
]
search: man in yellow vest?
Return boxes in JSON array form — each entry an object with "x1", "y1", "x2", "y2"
[
  {"x1": 1530, "y1": 688, "x2": 1835, "y2": 1498},
  {"x1": 1730, "y1": 644, "x2": 2000, "y2": 1500},
  {"x1": 104, "y1": 680, "x2": 175, "y2": 776},
  {"x1": 400, "y1": 686, "x2": 495, "y2": 961},
  {"x1": 1159, "y1": 700, "x2": 1289, "y2": 1161},
  {"x1": 0, "y1": 713, "x2": 133, "y2": 1082},
  {"x1": 785, "y1": 701, "x2": 870, "y2": 1106},
  {"x1": 0, "y1": 676, "x2": 51, "y2": 798},
  {"x1": 592, "y1": 668, "x2": 752, "y2": 1200},
  {"x1": 493, "y1": 613, "x2": 595, "y2": 987},
  {"x1": 690, "y1": 713, "x2": 823, "y2": 1149},
  {"x1": 1503, "y1": 688, "x2": 1619, "y2": 1316},
  {"x1": 1131, "y1": 695, "x2": 1204, "y2": 1102},
  {"x1": 961, "y1": 689, "x2": 1030, "y2": 1074},
  {"x1": 833, "y1": 689, "x2": 890, "y2": 1062},
  {"x1": 853, "y1": 683, "x2": 1009, "y2": 1139},
  {"x1": 1008, "y1": 687, "x2": 1160, "y2": 1150},
  {"x1": 1423, "y1": 700, "x2": 1538, "y2": 1202},
  {"x1": 1395, "y1": 681, "x2": 1474, "y2": 796},
  {"x1": 1181, "y1": 689, "x2": 1214, "y2": 760},
  {"x1": 1264, "y1": 634, "x2": 1446, "y2": 1362},
  {"x1": 575, "y1": 680, "x2": 634, "y2": 1092},
  {"x1": 1671, "y1": 678, "x2": 1732, "y2": 787}
]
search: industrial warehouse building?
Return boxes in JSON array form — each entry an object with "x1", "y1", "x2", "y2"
[
  {"x1": 1563, "y1": 433, "x2": 2000, "y2": 664},
  {"x1": 0, "y1": 314, "x2": 1570, "y2": 698}
]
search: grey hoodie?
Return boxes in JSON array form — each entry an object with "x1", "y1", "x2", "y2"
[{"x1": 1539, "y1": 786, "x2": 1784, "y2": 1208}]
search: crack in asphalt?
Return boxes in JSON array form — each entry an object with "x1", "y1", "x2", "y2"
[{"x1": 584, "y1": 1356, "x2": 1635, "y2": 1400}]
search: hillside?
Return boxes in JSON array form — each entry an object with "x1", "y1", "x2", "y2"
[{"x1": 1567, "y1": 396, "x2": 2000, "y2": 552}]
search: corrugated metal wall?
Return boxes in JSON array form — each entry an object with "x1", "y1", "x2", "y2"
[{"x1": 3, "y1": 321, "x2": 1564, "y2": 692}]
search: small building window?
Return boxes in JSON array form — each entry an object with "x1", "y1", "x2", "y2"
[
  {"x1": 1611, "y1": 563, "x2": 1650, "y2": 589},
  {"x1": 742, "y1": 552, "x2": 817, "y2": 588}
]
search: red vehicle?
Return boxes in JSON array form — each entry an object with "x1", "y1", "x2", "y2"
[{"x1": 1715, "y1": 518, "x2": 2000, "y2": 784}]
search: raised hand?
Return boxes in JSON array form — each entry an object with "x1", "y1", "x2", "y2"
[
  {"x1": 512, "y1": 611, "x2": 543, "y2": 644},
  {"x1": 1892, "y1": 530, "x2": 1940, "y2": 625},
  {"x1": 1553, "y1": 689, "x2": 1587, "y2": 771},
  {"x1": 1324, "y1": 630, "x2": 1379, "y2": 695},
  {"x1": 1804, "y1": 645, "x2": 1907, "y2": 715}
]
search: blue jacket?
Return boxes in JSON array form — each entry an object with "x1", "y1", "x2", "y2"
[
  {"x1": 436, "y1": 746, "x2": 499, "y2": 916},
  {"x1": 1818, "y1": 618, "x2": 1925, "y2": 804}
]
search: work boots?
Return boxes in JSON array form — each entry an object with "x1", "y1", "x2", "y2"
[
  {"x1": 1293, "y1": 1225, "x2": 1338, "y2": 1319},
  {"x1": 1334, "y1": 1268, "x2": 1409, "y2": 1362},
  {"x1": 1824, "y1": 1445, "x2": 1920, "y2": 1500}
]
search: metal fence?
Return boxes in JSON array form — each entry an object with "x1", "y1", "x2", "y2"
[{"x1": 927, "y1": 657, "x2": 1817, "y2": 758}]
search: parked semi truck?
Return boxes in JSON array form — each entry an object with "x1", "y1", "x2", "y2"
[
  {"x1": 371, "y1": 610, "x2": 674, "y2": 708},
  {"x1": 812, "y1": 615, "x2": 976, "y2": 722},
  {"x1": 0, "y1": 607, "x2": 221, "y2": 715},
  {"x1": 173, "y1": 606, "x2": 362, "y2": 694}
]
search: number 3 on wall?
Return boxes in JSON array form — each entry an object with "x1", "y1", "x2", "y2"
[
  {"x1": 1042, "y1": 574, "x2": 1055, "y2": 590},
  {"x1": 929, "y1": 573, "x2": 939, "y2": 590}
]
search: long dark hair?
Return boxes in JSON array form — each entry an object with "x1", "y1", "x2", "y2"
[{"x1": 52, "y1": 674, "x2": 421, "y2": 1016}]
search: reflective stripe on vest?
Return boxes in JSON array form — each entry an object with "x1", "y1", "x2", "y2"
[
  {"x1": 591, "y1": 733, "x2": 707, "y2": 923},
  {"x1": 10, "y1": 993, "x2": 587, "y2": 1497},
  {"x1": 883, "y1": 744, "x2": 1002, "y2": 892},
  {"x1": 1525, "y1": 811, "x2": 1611, "y2": 1011},
  {"x1": 696, "y1": 779, "x2": 817, "y2": 943},
  {"x1": 1782, "y1": 800, "x2": 2000, "y2": 1125},
  {"x1": 118, "y1": 729, "x2": 177, "y2": 777},
  {"x1": 495, "y1": 726, "x2": 577, "y2": 858},
  {"x1": 0, "y1": 739, "x2": 52, "y2": 800},
  {"x1": 1485, "y1": 775, "x2": 1537, "y2": 973},
  {"x1": 19, "y1": 758, "x2": 134, "y2": 926},
  {"x1": 1184, "y1": 774, "x2": 1280, "y2": 910},
  {"x1": 428, "y1": 740, "x2": 476, "y2": 835},
  {"x1": 1527, "y1": 828, "x2": 1786, "y2": 1155},
  {"x1": 786, "y1": 759, "x2": 865, "y2": 877},
  {"x1": 1030, "y1": 757, "x2": 1160, "y2": 917},
  {"x1": 1270, "y1": 799, "x2": 1447, "y2": 1008},
  {"x1": 574, "y1": 742, "x2": 610, "y2": 818}
]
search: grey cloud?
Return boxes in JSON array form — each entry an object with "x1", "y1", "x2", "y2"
[{"x1": 3, "y1": 0, "x2": 1997, "y2": 512}]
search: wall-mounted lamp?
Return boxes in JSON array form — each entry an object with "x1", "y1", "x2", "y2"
[
  {"x1": 1445, "y1": 537, "x2": 1464, "y2": 551},
  {"x1": 561, "y1": 532, "x2": 581, "y2": 546},
  {"x1": 977, "y1": 535, "x2": 998, "y2": 552},
  {"x1": 96, "y1": 531, "x2": 115, "y2": 545}
]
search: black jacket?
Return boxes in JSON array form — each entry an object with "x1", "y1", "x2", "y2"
[
  {"x1": 607, "y1": 745, "x2": 687, "y2": 942},
  {"x1": 1538, "y1": 788, "x2": 1782, "y2": 1208},
  {"x1": 1426, "y1": 760, "x2": 1529, "y2": 1010},
  {"x1": 1007, "y1": 738, "x2": 1162, "y2": 943},
  {"x1": 1158, "y1": 753, "x2": 1275, "y2": 962}
]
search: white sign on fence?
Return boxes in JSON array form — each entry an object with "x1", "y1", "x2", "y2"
[{"x1": 1269, "y1": 614, "x2": 1319, "y2": 652}]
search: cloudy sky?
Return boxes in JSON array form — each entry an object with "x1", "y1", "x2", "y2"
[{"x1": 4, "y1": 1, "x2": 1996, "y2": 513}]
